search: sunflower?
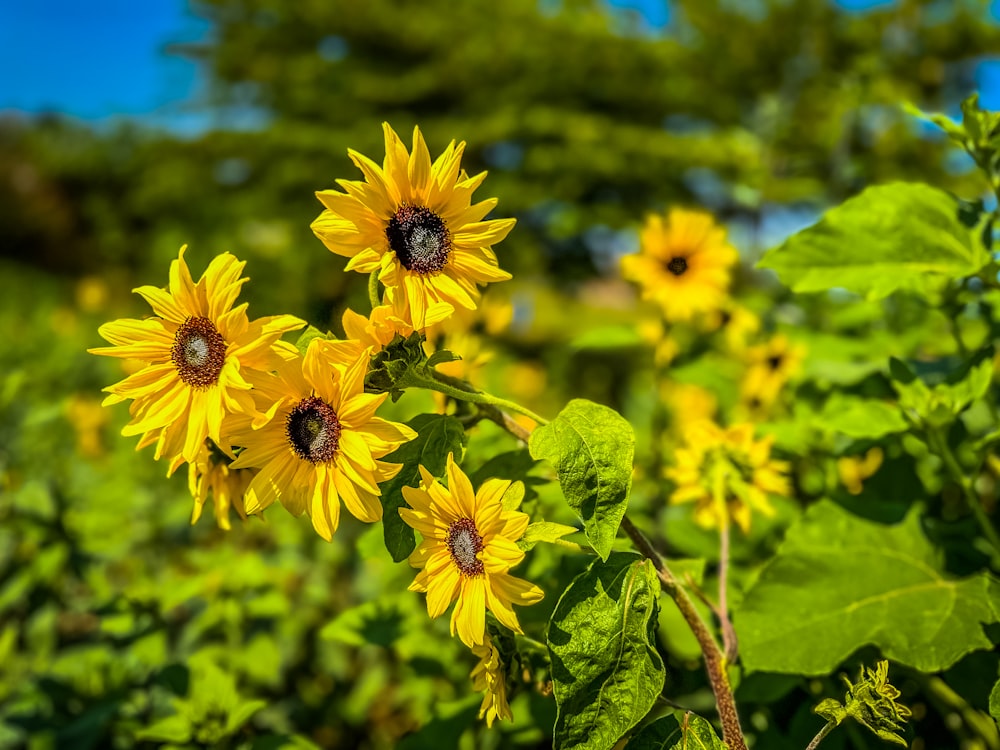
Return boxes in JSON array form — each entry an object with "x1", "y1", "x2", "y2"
[
  {"x1": 470, "y1": 633, "x2": 514, "y2": 727},
  {"x1": 739, "y1": 333, "x2": 806, "y2": 414},
  {"x1": 667, "y1": 420, "x2": 790, "y2": 533},
  {"x1": 622, "y1": 208, "x2": 738, "y2": 322},
  {"x1": 188, "y1": 441, "x2": 255, "y2": 530},
  {"x1": 399, "y1": 454, "x2": 544, "y2": 647},
  {"x1": 88, "y1": 246, "x2": 304, "y2": 471},
  {"x1": 311, "y1": 123, "x2": 514, "y2": 331},
  {"x1": 227, "y1": 339, "x2": 416, "y2": 541},
  {"x1": 341, "y1": 305, "x2": 416, "y2": 353}
]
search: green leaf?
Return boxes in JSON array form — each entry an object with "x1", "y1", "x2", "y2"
[
  {"x1": 735, "y1": 500, "x2": 1000, "y2": 675},
  {"x1": 570, "y1": 325, "x2": 646, "y2": 351},
  {"x1": 529, "y1": 399, "x2": 635, "y2": 561},
  {"x1": 320, "y1": 597, "x2": 408, "y2": 648},
  {"x1": 891, "y1": 349, "x2": 995, "y2": 426},
  {"x1": 379, "y1": 414, "x2": 465, "y2": 562},
  {"x1": 990, "y1": 676, "x2": 1000, "y2": 726},
  {"x1": 549, "y1": 552, "x2": 665, "y2": 750},
  {"x1": 426, "y1": 348, "x2": 460, "y2": 368},
  {"x1": 294, "y1": 325, "x2": 330, "y2": 356},
  {"x1": 517, "y1": 521, "x2": 580, "y2": 551},
  {"x1": 813, "y1": 394, "x2": 908, "y2": 439},
  {"x1": 758, "y1": 183, "x2": 989, "y2": 300},
  {"x1": 626, "y1": 714, "x2": 725, "y2": 749},
  {"x1": 135, "y1": 714, "x2": 192, "y2": 744},
  {"x1": 225, "y1": 699, "x2": 267, "y2": 735}
]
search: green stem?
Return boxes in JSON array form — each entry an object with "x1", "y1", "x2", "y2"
[
  {"x1": 620, "y1": 517, "x2": 748, "y2": 750},
  {"x1": 406, "y1": 368, "x2": 550, "y2": 426},
  {"x1": 804, "y1": 720, "x2": 836, "y2": 750},
  {"x1": 920, "y1": 674, "x2": 1000, "y2": 750},
  {"x1": 368, "y1": 270, "x2": 381, "y2": 310},
  {"x1": 929, "y1": 427, "x2": 1000, "y2": 565}
]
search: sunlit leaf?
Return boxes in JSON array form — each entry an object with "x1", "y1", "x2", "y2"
[
  {"x1": 735, "y1": 501, "x2": 1000, "y2": 675},
  {"x1": 530, "y1": 399, "x2": 634, "y2": 561},
  {"x1": 549, "y1": 552, "x2": 664, "y2": 750},
  {"x1": 758, "y1": 183, "x2": 989, "y2": 299}
]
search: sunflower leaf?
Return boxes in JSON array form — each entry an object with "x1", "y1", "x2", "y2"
[
  {"x1": 517, "y1": 521, "x2": 579, "y2": 551},
  {"x1": 757, "y1": 183, "x2": 989, "y2": 300},
  {"x1": 625, "y1": 713, "x2": 725, "y2": 749},
  {"x1": 548, "y1": 552, "x2": 664, "y2": 750},
  {"x1": 529, "y1": 399, "x2": 634, "y2": 561},
  {"x1": 378, "y1": 414, "x2": 466, "y2": 562},
  {"x1": 734, "y1": 500, "x2": 1000, "y2": 675}
]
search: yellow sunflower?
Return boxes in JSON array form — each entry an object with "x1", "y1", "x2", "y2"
[
  {"x1": 622, "y1": 208, "x2": 738, "y2": 322},
  {"x1": 470, "y1": 633, "x2": 514, "y2": 727},
  {"x1": 188, "y1": 441, "x2": 255, "y2": 530},
  {"x1": 739, "y1": 333, "x2": 806, "y2": 414},
  {"x1": 311, "y1": 123, "x2": 515, "y2": 331},
  {"x1": 227, "y1": 339, "x2": 416, "y2": 541},
  {"x1": 667, "y1": 420, "x2": 791, "y2": 533},
  {"x1": 341, "y1": 305, "x2": 416, "y2": 354},
  {"x1": 88, "y1": 246, "x2": 304, "y2": 471},
  {"x1": 399, "y1": 454, "x2": 544, "y2": 647}
]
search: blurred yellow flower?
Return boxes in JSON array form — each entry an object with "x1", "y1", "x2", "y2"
[
  {"x1": 76, "y1": 276, "x2": 109, "y2": 313},
  {"x1": 228, "y1": 340, "x2": 415, "y2": 541},
  {"x1": 400, "y1": 454, "x2": 544, "y2": 647},
  {"x1": 667, "y1": 420, "x2": 791, "y2": 533},
  {"x1": 88, "y1": 247, "x2": 303, "y2": 473},
  {"x1": 739, "y1": 333, "x2": 806, "y2": 413},
  {"x1": 621, "y1": 208, "x2": 737, "y2": 323},
  {"x1": 470, "y1": 633, "x2": 513, "y2": 727},
  {"x1": 660, "y1": 381, "x2": 717, "y2": 435},
  {"x1": 703, "y1": 301, "x2": 760, "y2": 353},
  {"x1": 66, "y1": 394, "x2": 108, "y2": 458},
  {"x1": 837, "y1": 447, "x2": 884, "y2": 495},
  {"x1": 311, "y1": 123, "x2": 514, "y2": 331},
  {"x1": 188, "y1": 441, "x2": 254, "y2": 530}
]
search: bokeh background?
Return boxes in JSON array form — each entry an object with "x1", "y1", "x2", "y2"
[{"x1": 2, "y1": 1, "x2": 1000, "y2": 748}]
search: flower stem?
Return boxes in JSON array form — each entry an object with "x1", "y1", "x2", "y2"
[
  {"x1": 368, "y1": 270, "x2": 381, "y2": 310},
  {"x1": 407, "y1": 368, "x2": 550, "y2": 426},
  {"x1": 620, "y1": 516, "x2": 748, "y2": 750},
  {"x1": 805, "y1": 720, "x2": 836, "y2": 750},
  {"x1": 929, "y1": 427, "x2": 1000, "y2": 566},
  {"x1": 718, "y1": 520, "x2": 738, "y2": 663}
]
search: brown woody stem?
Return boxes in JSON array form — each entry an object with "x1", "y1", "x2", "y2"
[{"x1": 621, "y1": 516, "x2": 748, "y2": 750}]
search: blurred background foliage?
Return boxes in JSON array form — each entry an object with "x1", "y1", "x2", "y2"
[{"x1": 2, "y1": 0, "x2": 1000, "y2": 748}]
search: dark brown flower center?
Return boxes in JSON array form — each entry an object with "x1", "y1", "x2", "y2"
[
  {"x1": 767, "y1": 354, "x2": 784, "y2": 371},
  {"x1": 171, "y1": 316, "x2": 226, "y2": 388},
  {"x1": 446, "y1": 517, "x2": 485, "y2": 577},
  {"x1": 286, "y1": 396, "x2": 341, "y2": 463},
  {"x1": 386, "y1": 204, "x2": 452, "y2": 274},
  {"x1": 666, "y1": 256, "x2": 688, "y2": 276}
]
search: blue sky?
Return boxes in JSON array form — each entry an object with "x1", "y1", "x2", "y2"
[{"x1": 1, "y1": 0, "x2": 998, "y2": 128}]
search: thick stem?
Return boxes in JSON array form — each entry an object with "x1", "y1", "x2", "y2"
[
  {"x1": 805, "y1": 720, "x2": 837, "y2": 750},
  {"x1": 620, "y1": 517, "x2": 748, "y2": 750},
  {"x1": 406, "y1": 368, "x2": 550, "y2": 425},
  {"x1": 930, "y1": 427, "x2": 1000, "y2": 565},
  {"x1": 718, "y1": 521, "x2": 738, "y2": 663}
]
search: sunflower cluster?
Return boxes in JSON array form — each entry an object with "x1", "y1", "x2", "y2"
[
  {"x1": 91, "y1": 123, "x2": 538, "y2": 726},
  {"x1": 667, "y1": 420, "x2": 791, "y2": 534}
]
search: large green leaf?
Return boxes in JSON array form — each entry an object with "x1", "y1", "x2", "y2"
[
  {"x1": 758, "y1": 183, "x2": 989, "y2": 299},
  {"x1": 529, "y1": 399, "x2": 634, "y2": 560},
  {"x1": 735, "y1": 500, "x2": 1000, "y2": 675},
  {"x1": 812, "y1": 394, "x2": 908, "y2": 439},
  {"x1": 379, "y1": 414, "x2": 465, "y2": 562},
  {"x1": 626, "y1": 714, "x2": 726, "y2": 749},
  {"x1": 549, "y1": 552, "x2": 664, "y2": 750}
]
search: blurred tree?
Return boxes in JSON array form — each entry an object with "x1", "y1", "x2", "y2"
[{"x1": 2, "y1": 0, "x2": 999, "y2": 285}]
